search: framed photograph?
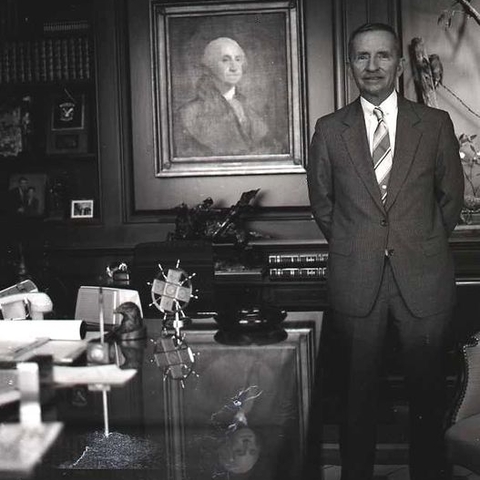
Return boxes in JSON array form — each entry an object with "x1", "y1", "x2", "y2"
[
  {"x1": 70, "y1": 199, "x2": 93, "y2": 219},
  {"x1": 7, "y1": 173, "x2": 47, "y2": 217},
  {"x1": 46, "y1": 93, "x2": 89, "y2": 155},
  {"x1": 151, "y1": 1, "x2": 306, "y2": 177},
  {"x1": 0, "y1": 97, "x2": 32, "y2": 157}
]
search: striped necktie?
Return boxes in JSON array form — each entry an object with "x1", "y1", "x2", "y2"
[{"x1": 372, "y1": 107, "x2": 392, "y2": 204}]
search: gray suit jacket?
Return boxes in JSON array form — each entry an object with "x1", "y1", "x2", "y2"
[{"x1": 307, "y1": 96, "x2": 464, "y2": 318}]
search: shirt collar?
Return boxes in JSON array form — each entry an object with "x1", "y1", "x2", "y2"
[
  {"x1": 360, "y1": 90, "x2": 398, "y2": 117},
  {"x1": 223, "y1": 87, "x2": 236, "y2": 101}
]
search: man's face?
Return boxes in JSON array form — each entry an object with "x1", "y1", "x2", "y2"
[
  {"x1": 205, "y1": 40, "x2": 245, "y2": 89},
  {"x1": 19, "y1": 179, "x2": 28, "y2": 191},
  {"x1": 348, "y1": 30, "x2": 403, "y2": 105}
]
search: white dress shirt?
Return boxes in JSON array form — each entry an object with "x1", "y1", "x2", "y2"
[{"x1": 360, "y1": 90, "x2": 398, "y2": 157}]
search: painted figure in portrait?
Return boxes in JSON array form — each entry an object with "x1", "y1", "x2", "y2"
[{"x1": 174, "y1": 37, "x2": 282, "y2": 157}]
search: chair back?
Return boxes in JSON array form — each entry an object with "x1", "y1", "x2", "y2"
[{"x1": 450, "y1": 332, "x2": 480, "y2": 424}]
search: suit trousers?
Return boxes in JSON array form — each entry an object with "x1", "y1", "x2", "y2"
[{"x1": 332, "y1": 259, "x2": 452, "y2": 480}]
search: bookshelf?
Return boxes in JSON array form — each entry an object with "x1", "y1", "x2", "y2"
[
  {"x1": 0, "y1": 34, "x2": 93, "y2": 84},
  {"x1": 0, "y1": 0, "x2": 99, "y2": 224}
]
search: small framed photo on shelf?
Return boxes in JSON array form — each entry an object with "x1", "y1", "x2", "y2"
[
  {"x1": 71, "y1": 199, "x2": 93, "y2": 219},
  {"x1": 7, "y1": 173, "x2": 47, "y2": 218},
  {"x1": 46, "y1": 93, "x2": 89, "y2": 155}
]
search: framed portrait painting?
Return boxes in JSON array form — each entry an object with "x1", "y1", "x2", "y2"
[{"x1": 151, "y1": 0, "x2": 306, "y2": 177}]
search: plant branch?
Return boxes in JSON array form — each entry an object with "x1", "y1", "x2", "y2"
[
  {"x1": 441, "y1": 84, "x2": 480, "y2": 120},
  {"x1": 457, "y1": 0, "x2": 480, "y2": 26}
]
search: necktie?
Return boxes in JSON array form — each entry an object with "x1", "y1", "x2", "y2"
[{"x1": 372, "y1": 107, "x2": 392, "y2": 204}]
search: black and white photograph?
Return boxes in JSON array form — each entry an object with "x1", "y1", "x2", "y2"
[
  {"x1": 7, "y1": 173, "x2": 46, "y2": 217},
  {"x1": 2, "y1": 1, "x2": 480, "y2": 480},
  {"x1": 70, "y1": 199, "x2": 94, "y2": 218}
]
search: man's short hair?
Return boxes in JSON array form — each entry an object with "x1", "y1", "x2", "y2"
[{"x1": 347, "y1": 22, "x2": 401, "y2": 62}]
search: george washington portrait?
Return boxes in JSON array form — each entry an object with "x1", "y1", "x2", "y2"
[{"x1": 168, "y1": 12, "x2": 290, "y2": 159}]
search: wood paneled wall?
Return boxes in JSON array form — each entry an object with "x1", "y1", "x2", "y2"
[{"x1": 39, "y1": 0, "x2": 402, "y2": 253}]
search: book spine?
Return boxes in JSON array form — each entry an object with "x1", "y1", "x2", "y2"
[
  {"x1": 83, "y1": 36, "x2": 91, "y2": 80},
  {"x1": 268, "y1": 252, "x2": 329, "y2": 266},
  {"x1": 10, "y1": 40, "x2": 17, "y2": 83},
  {"x1": 17, "y1": 40, "x2": 25, "y2": 83},
  {"x1": 45, "y1": 37, "x2": 54, "y2": 82},
  {"x1": 24, "y1": 40, "x2": 32, "y2": 83},
  {"x1": 269, "y1": 267, "x2": 327, "y2": 280},
  {"x1": 2, "y1": 42, "x2": 9, "y2": 84},
  {"x1": 61, "y1": 37, "x2": 69, "y2": 80},
  {"x1": 0, "y1": 43, "x2": 4, "y2": 84},
  {"x1": 76, "y1": 36, "x2": 84, "y2": 79},
  {"x1": 53, "y1": 37, "x2": 62, "y2": 81},
  {"x1": 68, "y1": 36, "x2": 76, "y2": 80},
  {"x1": 32, "y1": 39, "x2": 40, "y2": 82},
  {"x1": 39, "y1": 39, "x2": 47, "y2": 82}
]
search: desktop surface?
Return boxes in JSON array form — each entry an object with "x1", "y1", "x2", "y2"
[{"x1": 4, "y1": 314, "x2": 320, "y2": 480}]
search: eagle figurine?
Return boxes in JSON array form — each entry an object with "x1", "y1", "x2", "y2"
[{"x1": 113, "y1": 301, "x2": 146, "y2": 340}]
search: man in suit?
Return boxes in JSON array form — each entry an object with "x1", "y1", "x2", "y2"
[
  {"x1": 307, "y1": 23, "x2": 464, "y2": 480},
  {"x1": 8, "y1": 176, "x2": 29, "y2": 215}
]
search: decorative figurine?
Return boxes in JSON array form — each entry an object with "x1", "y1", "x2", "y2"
[
  {"x1": 149, "y1": 260, "x2": 198, "y2": 386},
  {"x1": 149, "y1": 260, "x2": 197, "y2": 338},
  {"x1": 113, "y1": 301, "x2": 146, "y2": 340},
  {"x1": 168, "y1": 189, "x2": 266, "y2": 245}
]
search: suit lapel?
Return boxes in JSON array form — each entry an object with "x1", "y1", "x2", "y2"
[
  {"x1": 341, "y1": 97, "x2": 423, "y2": 213},
  {"x1": 341, "y1": 100, "x2": 384, "y2": 212},
  {"x1": 384, "y1": 98, "x2": 422, "y2": 211}
]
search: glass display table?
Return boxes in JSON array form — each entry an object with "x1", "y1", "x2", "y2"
[{"x1": 1, "y1": 313, "x2": 322, "y2": 480}]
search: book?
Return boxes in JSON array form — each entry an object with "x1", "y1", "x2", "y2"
[
  {"x1": 76, "y1": 36, "x2": 84, "y2": 79},
  {"x1": 68, "y1": 36, "x2": 76, "y2": 80},
  {"x1": 61, "y1": 37, "x2": 69, "y2": 80},
  {"x1": 268, "y1": 252, "x2": 329, "y2": 266},
  {"x1": 17, "y1": 40, "x2": 25, "y2": 83},
  {"x1": 268, "y1": 267, "x2": 327, "y2": 280},
  {"x1": 45, "y1": 37, "x2": 54, "y2": 81},
  {"x1": 39, "y1": 38, "x2": 47, "y2": 82},
  {"x1": 25, "y1": 40, "x2": 33, "y2": 83},
  {"x1": 32, "y1": 39, "x2": 40, "y2": 82}
]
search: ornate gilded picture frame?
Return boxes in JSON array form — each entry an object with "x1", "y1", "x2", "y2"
[{"x1": 151, "y1": 1, "x2": 306, "y2": 177}]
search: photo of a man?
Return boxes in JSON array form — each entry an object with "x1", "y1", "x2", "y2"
[
  {"x1": 24, "y1": 186, "x2": 40, "y2": 217},
  {"x1": 7, "y1": 174, "x2": 46, "y2": 217},
  {"x1": 7, "y1": 176, "x2": 29, "y2": 215}
]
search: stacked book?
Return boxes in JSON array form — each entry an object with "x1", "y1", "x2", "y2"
[
  {"x1": 268, "y1": 251, "x2": 328, "y2": 280},
  {"x1": 0, "y1": 35, "x2": 93, "y2": 84}
]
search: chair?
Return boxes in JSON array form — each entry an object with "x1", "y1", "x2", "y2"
[{"x1": 445, "y1": 331, "x2": 480, "y2": 475}]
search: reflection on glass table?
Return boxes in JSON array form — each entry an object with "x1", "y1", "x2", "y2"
[{"x1": 6, "y1": 315, "x2": 318, "y2": 480}]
